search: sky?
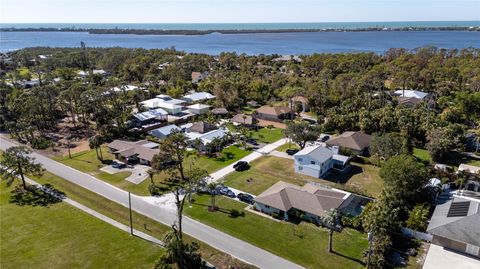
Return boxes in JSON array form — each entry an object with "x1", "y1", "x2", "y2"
[{"x1": 1, "y1": 0, "x2": 479, "y2": 23}]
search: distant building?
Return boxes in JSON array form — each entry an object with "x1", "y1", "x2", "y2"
[
  {"x1": 182, "y1": 91, "x2": 215, "y2": 103},
  {"x1": 294, "y1": 145, "x2": 351, "y2": 178},
  {"x1": 211, "y1": 107, "x2": 229, "y2": 117},
  {"x1": 326, "y1": 131, "x2": 372, "y2": 156},
  {"x1": 231, "y1": 114, "x2": 258, "y2": 127},
  {"x1": 131, "y1": 108, "x2": 168, "y2": 128},
  {"x1": 255, "y1": 105, "x2": 294, "y2": 122},
  {"x1": 393, "y1": 89, "x2": 429, "y2": 99},
  {"x1": 289, "y1": 96, "x2": 309, "y2": 112},
  {"x1": 191, "y1": 71, "x2": 208, "y2": 83},
  {"x1": 188, "y1": 104, "x2": 211, "y2": 115},
  {"x1": 141, "y1": 98, "x2": 183, "y2": 115},
  {"x1": 149, "y1": 124, "x2": 180, "y2": 139},
  {"x1": 107, "y1": 140, "x2": 159, "y2": 165}
]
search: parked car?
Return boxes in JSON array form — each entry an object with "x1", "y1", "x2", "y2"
[
  {"x1": 286, "y1": 149, "x2": 299, "y2": 155},
  {"x1": 237, "y1": 193, "x2": 254, "y2": 204},
  {"x1": 233, "y1": 161, "x2": 249, "y2": 171},
  {"x1": 246, "y1": 138, "x2": 259, "y2": 145},
  {"x1": 225, "y1": 190, "x2": 236, "y2": 198},
  {"x1": 320, "y1": 135, "x2": 330, "y2": 142}
]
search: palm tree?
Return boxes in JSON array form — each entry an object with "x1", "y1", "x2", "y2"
[
  {"x1": 322, "y1": 209, "x2": 342, "y2": 253},
  {"x1": 207, "y1": 182, "x2": 218, "y2": 210},
  {"x1": 147, "y1": 168, "x2": 156, "y2": 184},
  {"x1": 88, "y1": 135, "x2": 104, "y2": 161}
]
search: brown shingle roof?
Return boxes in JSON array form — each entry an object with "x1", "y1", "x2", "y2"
[
  {"x1": 188, "y1": 122, "x2": 216, "y2": 134},
  {"x1": 256, "y1": 105, "x2": 293, "y2": 116},
  {"x1": 254, "y1": 181, "x2": 349, "y2": 217},
  {"x1": 107, "y1": 140, "x2": 159, "y2": 162},
  {"x1": 231, "y1": 114, "x2": 257, "y2": 125},
  {"x1": 326, "y1": 131, "x2": 372, "y2": 151}
]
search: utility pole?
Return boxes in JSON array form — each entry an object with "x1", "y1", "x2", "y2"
[
  {"x1": 128, "y1": 192, "x2": 133, "y2": 235},
  {"x1": 366, "y1": 231, "x2": 373, "y2": 269}
]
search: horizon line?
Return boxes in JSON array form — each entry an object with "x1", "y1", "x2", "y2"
[{"x1": 1, "y1": 20, "x2": 479, "y2": 24}]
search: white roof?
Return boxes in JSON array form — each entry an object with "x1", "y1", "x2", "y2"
[
  {"x1": 165, "y1": 98, "x2": 186, "y2": 105},
  {"x1": 458, "y1": 164, "x2": 480, "y2": 174},
  {"x1": 77, "y1": 70, "x2": 88, "y2": 76},
  {"x1": 141, "y1": 98, "x2": 182, "y2": 110},
  {"x1": 113, "y1": 85, "x2": 139, "y2": 92},
  {"x1": 394, "y1": 90, "x2": 428, "y2": 99},
  {"x1": 295, "y1": 145, "x2": 334, "y2": 163},
  {"x1": 92, "y1": 69, "x2": 106, "y2": 75},
  {"x1": 183, "y1": 92, "x2": 215, "y2": 102},
  {"x1": 133, "y1": 108, "x2": 168, "y2": 121},
  {"x1": 185, "y1": 128, "x2": 227, "y2": 144},
  {"x1": 149, "y1": 124, "x2": 180, "y2": 137},
  {"x1": 188, "y1": 103, "x2": 211, "y2": 110}
]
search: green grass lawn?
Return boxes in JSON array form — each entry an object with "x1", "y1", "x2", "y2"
[
  {"x1": 240, "y1": 106, "x2": 255, "y2": 115},
  {"x1": 54, "y1": 145, "x2": 251, "y2": 196},
  {"x1": 249, "y1": 127, "x2": 284, "y2": 143},
  {"x1": 184, "y1": 194, "x2": 367, "y2": 269},
  {"x1": 275, "y1": 142, "x2": 300, "y2": 152},
  {"x1": 224, "y1": 156, "x2": 382, "y2": 198},
  {"x1": 0, "y1": 182, "x2": 161, "y2": 269},
  {"x1": 413, "y1": 148, "x2": 431, "y2": 163},
  {"x1": 467, "y1": 159, "x2": 480, "y2": 166},
  {"x1": 26, "y1": 171, "x2": 254, "y2": 268}
]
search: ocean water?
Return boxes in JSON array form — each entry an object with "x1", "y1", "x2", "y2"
[
  {"x1": 1, "y1": 21, "x2": 479, "y2": 30},
  {"x1": 0, "y1": 22, "x2": 479, "y2": 55}
]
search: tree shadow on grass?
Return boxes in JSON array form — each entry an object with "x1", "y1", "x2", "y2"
[
  {"x1": 331, "y1": 250, "x2": 365, "y2": 265},
  {"x1": 9, "y1": 184, "x2": 65, "y2": 207},
  {"x1": 190, "y1": 201, "x2": 245, "y2": 218}
]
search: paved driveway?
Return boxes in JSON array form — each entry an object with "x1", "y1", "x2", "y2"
[
  {"x1": 0, "y1": 136, "x2": 303, "y2": 269},
  {"x1": 423, "y1": 244, "x2": 480, "y2": 269},
  {"x1": 100, "y1": 164, "x2": 150, "y2": 184}
]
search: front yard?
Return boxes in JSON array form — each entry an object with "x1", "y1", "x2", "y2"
[
  {"x1": 0, "y1": 182, "x2": 161, "y2": 269},
  {"x1": 223, "y1": 156, "x2": 383, "y2": 198},
  {"x1": 249, "y1": 127, "x2": 284, "y2": 143},
  {"x1": 184, "y1": 194, "x2": 368, "y2": 269},
  {"x1": 54, "y1": 145, "x2": 251, "y2": 196}
]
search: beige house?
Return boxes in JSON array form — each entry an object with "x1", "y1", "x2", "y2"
[
  {"x1": 326, "y1": 131, "x2": 372, "y2": 156},
  {"x1": 107, "y1": 140, "x2": 159, "y2": 165},
  {"x1": 255, "y1": 105, "x2": 294, "y2": 122},
  {"x1": 253, "y1": 181, "x2": 367, "y2": 223}
]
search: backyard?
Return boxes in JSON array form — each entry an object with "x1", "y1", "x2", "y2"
[
  {"x1": 184, "y1": 194, "x2": 368, "y2": 269},
  {"x1": 54, "y1": 145, "x2": 251, "y2": 196},
  {"x1": 223, "y1": 156, "x2": 383, "y2": 198},
  {"x1": 0, "y1": 182, "x2": 161, "y2": 269}
]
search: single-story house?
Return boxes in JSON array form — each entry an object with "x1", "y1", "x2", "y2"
[
  {"x1": 113, "y1": 85, "x2": 139, "y2": 92},
  {"x1": 326, "y1": 131, "x2": 372, "y2": 156},
  {"x1": 246, "y1": 100, "x2": 259, "y2": 108},
  {"x1": 156, "y1": 94, "x2": 187, "y2": 106},
  {"x1": 254, "y1": 181, "x2": 366, "y2": 223},
  {"x1": 294, "y1": 145, "x2": 351, "y2": 178},
  {"x1": 398, "y1": 96, "x2": 423, "y2": 108},
  {"x1": 191, "y1": 71, "x2": 208, "y2": 83},
  {"x1": 141, "y1": 98, "x2": 183, "y2": 114},
  {"x1": 427, "y1": 195, "x2": 480, "y2": 258},
  {"x1": 188, "y1": 104, "x2": 211, "y2": 115},
  {"x1": 185, "y1": 127, "x2": 228, "y2": 151},
  {"x1": 107, "y1": 140, "x2": 159, "y2": 165},
  {"x1": 393, "y1": 89, "x2": 429, "y2": 99},
  {"x1": 131, "y1": 108, "x2": 168, "y2": 127},
  {"x1": 255, "y1": 105, "x2": 294, "y2": 122},
  {"x1": 182, "y1": 91, "x2": 216, "y2": 103},
  {"x1": 211, "y1": 108, "x2": 229, "y2": 116},
  {"x1": 187, "y1": 121, "x2": 217, "y2": 134},
  {"x1": 149, "y1": 124, "x2": 180, "y2": 139},
  {"x1": 231, "y1": 113, "x2": 258, "y2": 127}
]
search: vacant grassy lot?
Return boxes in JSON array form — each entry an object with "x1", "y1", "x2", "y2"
[
  {"x1": 249, "y1": 127, "x2": 284, "y2": 143},
  {"x1": 26, "y1": 172, "x2": 254, "y2": 268},
  {"x1": 55, "y1": 145, "x2": 251, "y2": 196},
  {"x1": 0, "y1": 182, "x2": 161, "y2": 269},
  {"x1": 275, "y1": 142, "x2": 300, "y2": 152},
  {"x1": 184, "y1": 194, "x2": 368, "y2": 269},
  {"x1": 224, "y1": 156, "x2": 382, "y2": 198}
]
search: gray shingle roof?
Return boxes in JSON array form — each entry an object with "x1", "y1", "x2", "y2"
[{"x1": 429, "y1": 213, "x2": 480, "y2": 246}]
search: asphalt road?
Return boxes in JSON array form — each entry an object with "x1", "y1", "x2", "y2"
[{"x1": 0, "y1": 137, "x2": 303, "y2": 269}]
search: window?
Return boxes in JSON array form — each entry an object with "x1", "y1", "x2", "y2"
[
  {"x1": 310, "y1": 160, "x2": 315, "y2": 165},
  {"x1": 265, "y1": 205, "x2": 270, "y2": 209},
  {"x1": 299, "y1": 166, "x2": 303, "y2": 171}
]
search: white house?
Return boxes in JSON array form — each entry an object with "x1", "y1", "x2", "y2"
[
  {"x1": 182, "y1": 91, "x2": 215, "y2": 103},
  {"x1": 132, "y1": 108, "x2": 168, "y2": 125},
  {"x1": 393, "y1": 90, "x2": 429, "y2": 99},
  {"x1": 113, "y1": 85, "x2": 139, "y2": 92},
  {"x1": 149, "y1": 124, "x2": 180, "y2": 139},
  {"x1": 188, "y1": 104, "x2": 211, "y2": 115},
  {"x1": 141, "y1": 98, "x2": 183, "y2": 114},
  {"x1": 294, "y1": 145, "x2": 350, "y2": 178}
]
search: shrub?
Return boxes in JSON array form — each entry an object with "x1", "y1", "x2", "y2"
[
  {"x1": 229, "y1": 209, "x2": 245, "y2": 218},
  {"x1": 30, "y1": 136, "x2": 53, "y2": 149}
]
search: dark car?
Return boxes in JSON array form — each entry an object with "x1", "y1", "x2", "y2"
[
  {"x1": 320, "y1": 135, "x2": 330, "y2": 142},
  {"x1": 225, "y1": 190, "x2": 236, "y2": 198},
  {"x1": 286, "y1": 149, "x2": 299, "y2": 155},
  {"x1": 246, "y1": 138, "x2": 259, "y2": 145},
  {"x1": 233, "y1": 161, "x2": 249, "y2": 171},
  {"x1": 237, "y1": 193, "x2": 254, "y2": 204}
]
